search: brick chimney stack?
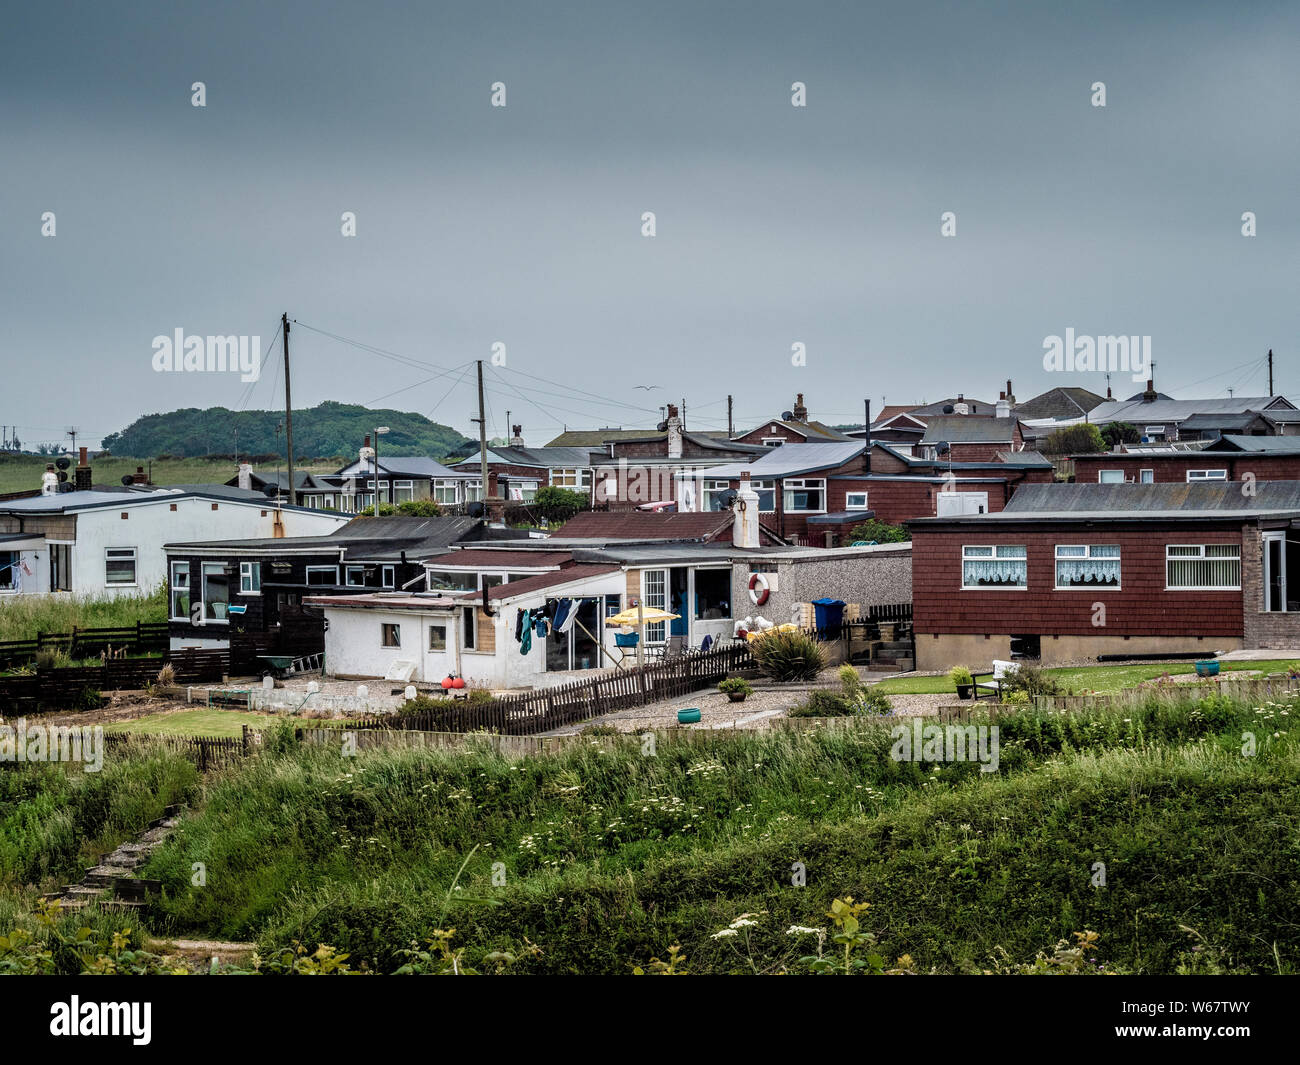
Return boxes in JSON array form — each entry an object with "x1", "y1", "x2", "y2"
[
  {"x1": 74, "y1": 447, "x2": 92, "y2": 491},
  {"x1": 132, "y1": 466, "x2": 148, "y2": 484},
  {"x1": 1005, "y1": 379, "x2": 1015, "y2": 404},
  {"x1": 792, "y1": 393, "x2": 808, "y2": 422},
  {"x1": 1142, "y1": 379, "x2": 1157, "y2": 403}
]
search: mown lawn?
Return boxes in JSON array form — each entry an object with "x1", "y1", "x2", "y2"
[
  {"x1": 105, "y1": 709, "x2": 286, "y2": 737},
  {"x1": 871, "y1": 657, "x2": 1300, "y2": 695}
]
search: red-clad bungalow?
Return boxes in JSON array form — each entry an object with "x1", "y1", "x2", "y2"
[
  {"x1": 1073, "y1": 436, "x2": 1300, "y2": 485},
  {"x1": 909, "y1": 480, "x2": 1300, "y2": 670}
]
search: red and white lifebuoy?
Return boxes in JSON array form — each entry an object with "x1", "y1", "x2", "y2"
[{"x1": 748, "y1": 572, "x2": 770, "y2": 605}]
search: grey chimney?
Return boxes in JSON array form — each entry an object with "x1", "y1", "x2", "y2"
[
  {"x1": 666, "y1": 404, "x2": 683, "y2": 460},
  {"x1": 510, "y1": 424, "x2": 524, "y2": 447}
]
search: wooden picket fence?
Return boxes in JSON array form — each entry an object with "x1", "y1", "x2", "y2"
[
  {"x1": 355, "y1": 640, "x2": 756, "y2": 736},
  {"x1": 104, "y1": 730, "x2": 248, "y2": 771}
]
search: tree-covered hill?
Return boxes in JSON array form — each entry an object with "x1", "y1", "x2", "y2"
[{"x1": 101, "y1": 401, "x2": 475, "y2": 461}]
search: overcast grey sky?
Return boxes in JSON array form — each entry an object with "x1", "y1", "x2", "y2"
[{"x1": 3, "y1": 0, "x2": 1297, "y2": 448}]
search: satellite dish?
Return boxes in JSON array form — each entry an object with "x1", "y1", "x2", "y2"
[
  {"x1": 55, "y1": 457, "x2": 71, "y2": 470},
  {"x1": 781, "y1": 411, "x2": 794, "y2": 421},
  {"x1": 121, "y1": 475, "x2": 134, "y2": 486},
  {"x1": 942, "y1": 405, "x2": 955, "y2": 415},
  {"x1": 656, "y1": 420, "x2": 668, "y2": 431},
  {"x1": 467, "y1": 501, "x2": 485, "y2": 518},
  {"x1": 56, "y1": 470, "x2": 67, "y2": 482},
  {"x1": 937, "y1": 441, "x2": 951, "y2": 455},
  {"x1": 720, "y1": 489, "x2": 739, "y2": 509}
]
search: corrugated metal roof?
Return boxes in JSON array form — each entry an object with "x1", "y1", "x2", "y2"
[{"x1": 1004, "y1": 480, "x2": 1300, "y2": 516}]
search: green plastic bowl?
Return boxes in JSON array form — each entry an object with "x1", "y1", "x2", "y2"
[{"x1": 677, "y1": 708, "x2": 701, "y2": 724}]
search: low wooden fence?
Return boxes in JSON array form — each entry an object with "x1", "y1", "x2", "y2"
[
  {"x1": 104, "y1": 730, "x2": 248, "y2": 770},
  {"x1": 0, "y1": 622, "x2": 169, "y2": 669},
  {"x1": 0, "y1": 649, "x2": 228, "y2": 713},
  {"x1": 355, "y1": 641, "x2": 756, "y2": 736}
]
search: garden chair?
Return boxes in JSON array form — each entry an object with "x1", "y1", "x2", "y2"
[{"x1": 972, "y1": 659, "x2": 1018, "y2": 700}]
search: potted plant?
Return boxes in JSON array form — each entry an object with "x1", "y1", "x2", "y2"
[
  {"x1": 718, "y1": 676, "x2": 754, "y2": 703},
  {"x1": 949, "y1": 665, "x2": 975, "y2": 700}
]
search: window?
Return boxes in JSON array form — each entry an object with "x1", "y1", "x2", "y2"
[
  {"x1": 693, "y1": 568, "x2": 732, "y2": 619},
  {"x1": 0, "y1": 551, "x2": 17, "y2": 591},
  {"x1": 428, "y1": 570, "x2": 477, "y2": 592},
  {"x1": 201, "y1": 562, "x2": 230, "y2": 621},
  {"x1": 551, "y1": 468, "x2": 591, "y2": 489},
  {"x1": 643, "y1": 569, "x2": 667, "y2": 643},
  {"x1": 962, "y1": 545, "x2": 1027, "y2": 589},
  {"x1": 845, "y1": 491, "x2": 869, "y2": 510},
  {"x1": 434, "y1": 480, "x2": 460, "y2": 504},
  {"x1": 239, "y1": 561, "x2": 261, "y2": 594},
  {"x1": 783, "y1": 478, "x2": 826, "y2": 513},
  {"x1": 382, "y1": 565, "x2": 395, "y2": 588},
  {"x1": 463, "y1": 480, "x2": 483, "y2": 502},
  {"x1": 762, "y1": 438, "x2": 785, "y2": 447},
  {"x1": 170, "y1": 562, "x2": 189, "y2": 619},
  {"x1": 50, "y1": 544, "x2": 71, "y2": 592},
  {"x1": 1166, "y1": 544, "x2": 1241, "y2": 590},
  {"x1": 305, "y1": 566, "x2": 339, "y2": 586},
  {"x1": 1187, "y1": 469, "x2": 1228, "y2": 482},
  {"x1": 752, "y1": 480, "x2": 776, "y2": 512},
  {"x1": 381, "y1": 623, "x2": 401, "y2": 648},
  {"x1": 462, "y1": 606, "x2": 477, "y2": 649},
  {"x1": 1144, "y1": 425, "x2": 1166, "y2": 440},
  {"x1": 1055, "y1": 544, "x2": 1121, "y2": 589},
  {"x1": 1140, "y1": 469, "x2": 1154, "y2": 484},
  {"x1": 506, "y1": 480, "x2": 539, "y2": 501},
  {"x1": 105, "y1": 548, "x2": 137, "y2": 585},
  {"x1": 392, "y1": 480, "x2": 414, "y2": 504},
  {"x1": 703, "y1": 480, "x2": 734, "y2": 511},
  {"x1": 1097, "y1": 470, "x2": 1125, "y2": 484},
  {"x1": 428, "y1": 624, "x2": 447, "y2": 651}
]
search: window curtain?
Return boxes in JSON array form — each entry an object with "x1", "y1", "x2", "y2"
[
  {"x1": 1056, "y1": 546, "x2": 1120, "y2": 584},
  {"x1": 963, "y1": 559, "x2": 1026, "y2": 584}
]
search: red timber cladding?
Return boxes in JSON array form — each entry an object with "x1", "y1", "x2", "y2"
[
  {"x1": 947, "y1": 442, "x2": 1015, "y2": 463},
  {"x1": 912, "y1": 523, "x2": 1245, "y2": 638},
  {"x1": 734, "y1": 423, "x2": 805, "y2": 445},
  {"x1": 1072, "y1": 454, "x2": 1300, "y2": 483},
  {"x1": 483, "y1": 463, "x2": 546, "y2": 497}
]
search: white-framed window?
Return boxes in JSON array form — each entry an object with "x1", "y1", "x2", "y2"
[
  {"x1": 463, "y1": 480, "x2": 483, "y2": 502},
  {"x1": 169, "y1": 562, "x2": 189, "y2": 620},
  {"x1": 1166, "y1": 544, "x2": 1241, "y2": 590},
  {"x1": 1055, "y1": 544, "x2": 1121, "y2": 589},
  {"x1": 845, "y1": 491, "x2": 869, "y2": 510},
  {"x1": 551, "y1": 468, "x2": 591, "y2": 490},
  {"x1": 434, "y1": 480, "x2": 460, "y2": 504},
  {"x1": 642, "y1": 569, "x2": 667, "y2": 643},
  {"x1": 201, "y1": 561, "x2": 230, "y2": 622},
  {"x1": 1098, "y1": 469, "x2": 1125, "y2": 484},
  {"x1": 428, "y1": 570, "x2": 478, "y2": 592},
  {"x1": 381, "y1": 565, "x2": 395, "y2": 588},
  {"x1": 392, "y1": 480, "x2": 415, "y2": 503},
  {"x1": 1144, "y1": 425, "x2": 1166, "y2": 439},
  {"x1": 783, "y1": 478, "x2": 826, "y2": 513},
  {"x1": 50, "y1": 543, "x2": 72, "y2": 592},
  {"x1": 306, "y1": 566, "x2": 339, "y2": 586},
  {"x1": 1140, "y1": 469, "x2": 1154, "y2": 484},
  {"x1": 239, "y1": 561, "x2": 261, "y2": 594},
  {"x1": 702, "y1": 480, "x2": 734, "y2": 511},
  {"x1": 961, "y1": 545, "x2": 1027, "y2": 589},
  {"x1": 345, "y1": 565, "x2": 366, "y2": 587},
  {"x1": 381, "y1": 623, "x2": 401, "y2": 648},
  {"x1": 762, "y1": 438, "x2": 785, "y2": 447},
  {"x1": 1186, "y1": 469, "x2": 1228, "y2": 482},
  {"x1": 506, "y1": 480, "x2": 539, "y2": 501},
  {"x1": 105, "y1": 547, "x2": 137, "y2": 586}
]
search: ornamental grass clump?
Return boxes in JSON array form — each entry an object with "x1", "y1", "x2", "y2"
[{"x1": 750, "y1": 629, "x2": 826, "y2": 682}]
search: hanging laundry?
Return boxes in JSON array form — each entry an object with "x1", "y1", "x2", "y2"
[
  {"x1": 551, "y1": 598, "x2": 574, "y2": 634},
  {"x1": 520, "y1": 609, "x2": 532, "y2": 655},
  {"x1": 514, "y1": 609, "x2": 525, "y2": 643},
  {"x1": 534, "y1": 614, "x2": 549, "y2": 638}
]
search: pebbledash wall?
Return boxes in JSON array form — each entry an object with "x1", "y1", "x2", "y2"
[
  {"x1": 730, "y1": 543, "x2": 912, "y2": 626},
  {"x1": 911, "y1": 523, "x2": 1246, "y2": 671}
]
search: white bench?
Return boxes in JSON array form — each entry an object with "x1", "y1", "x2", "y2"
[{"x1": 973, "y1": 659, "x2": 1019, "y2": 700}]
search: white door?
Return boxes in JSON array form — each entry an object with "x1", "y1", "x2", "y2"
[{"x1": 936, "y1": 491, "x2": 988, "y2": 517}]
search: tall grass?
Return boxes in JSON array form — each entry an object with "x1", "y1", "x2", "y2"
[
  {"x1": 0, "y1": 587, "x2": 166, "y2": 642},
  {"x1": 0, "y1": 745, "x2": 200, "y2": 889},
  {"x1": 139, "y1": 693, "x2": 1299, "y2": 973}
]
